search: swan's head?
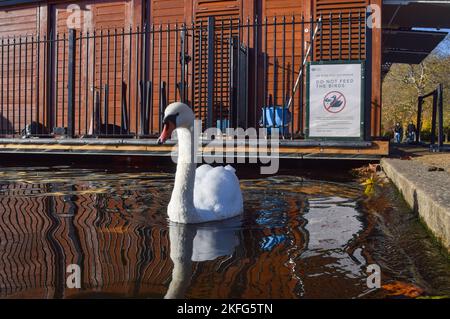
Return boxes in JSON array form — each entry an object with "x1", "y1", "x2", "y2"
[{"x1": 158, "y1": 102, "x2": 195, "y2": 144}]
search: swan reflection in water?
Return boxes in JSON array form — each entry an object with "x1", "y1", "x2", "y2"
[{"x1": 165, "y1": 217, "x2": 242, "y2": 299}]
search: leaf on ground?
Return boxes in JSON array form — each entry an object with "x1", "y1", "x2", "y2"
[{"x1": 382, "y1": 281, "x2": 424, "y2": 298}]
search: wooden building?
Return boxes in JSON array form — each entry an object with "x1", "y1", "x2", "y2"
[{"x1": 0, "y1": 0, "x2": 446, "y2": 159}]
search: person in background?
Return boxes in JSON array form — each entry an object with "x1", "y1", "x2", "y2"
[
  {"x1": 407, "y1": 121, "x2": 416, "y2": 143},
  {"x1": 394, "y1": 122, "x2": 403, "y2": 144}
]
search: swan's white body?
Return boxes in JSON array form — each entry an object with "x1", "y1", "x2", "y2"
[{"x1": 159, "y1": 102, "x2": 243, "y2": 224}]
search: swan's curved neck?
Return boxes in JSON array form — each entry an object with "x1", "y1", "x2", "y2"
[{"x1": 169, "y1": 126, "x2": 197, "y2": 222}]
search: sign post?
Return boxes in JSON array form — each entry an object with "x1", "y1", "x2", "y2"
[{"x1": 306, "y1": 61, "x2": 365, "y2": 140}]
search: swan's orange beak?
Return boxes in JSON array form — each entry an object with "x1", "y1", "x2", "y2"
[{"x1": 158, "y1": 121, "x2": 175, "y2": 144}]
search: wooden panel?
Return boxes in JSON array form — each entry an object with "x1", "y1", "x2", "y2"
[
  {"x1": 53, "y1": 0, "x2": 131, "y2": 136},
  {"x1": 0, "y1": 5, "x2": 40, "y2": 135},
  {"x1": 192, "y1": 0, "x2": 241, "y2": 129},
  {"x1": 259, "y1": 1, "x2": 305, "y2": 134}
]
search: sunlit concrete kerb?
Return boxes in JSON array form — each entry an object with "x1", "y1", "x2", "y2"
[{"x1": 381, "y1": 158, "x2": 450, "y2": 253}]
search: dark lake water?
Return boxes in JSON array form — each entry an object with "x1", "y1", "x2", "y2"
[{"x1": 0, "y1": 165, "x2": 449, "y2": 298}]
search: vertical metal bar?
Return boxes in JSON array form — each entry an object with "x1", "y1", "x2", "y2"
[
  {"x1": 180, "y1": 23, "x2": 185, "y2": 103},
  {"x1": 113, "y1": 28, "x2": 118, "y2": 135},
  {"x1": 158, "y1": 24, "x2": 163, "y2": 130},
  {"x1": 310, "y1": 17, "x2": 314, "y2": 61},
  {"x1": 44, "y1": 33, "x2": 50, "y2": 134},
  {"x1": 24, "y1": 36, "x2": 28, "y2": 130},
  {"x1": 92, "y1": 30, "x2": 97, "y2": 134},
  {"x1": 263, "y1": 17, "x2": 268, "y2": 129},
  {"x1": 364, "y1": 9, "x2": 373, "y2": 140},
  {"x1": 99, "y1": 29, "x2": 103, "y2": 131},
  {"x1": 62, "y1": 33, "x2": 67, "y2": 128},
  {"x1": 319, "y1": 15, "x2": 322, "y2": 60},
  {"x1": 197, "y1": 21, "x2": 202, "y2": 119},
  {"x1": 254, "y1": 15, "x2": 259, "y2": 129},
  {"x1": 438, "y1": 83, "x2": 444, "y2": 148},
  {"x1": 121, "y1": 27, "x2": 125, "y2": 134},
  {"x1": 104, "y1": 83, "x2": 109, "y2": 131},
  {"x1": 290, "y1": 16, "x2": 295, "y2": 138},
  {"x1": 174, "y1": 23, "x2": 178, "y2": 101},
  {"x1": 85, "y1": 31, "x2": 89, "y2": 135},
  {"x1": 67, "y1": 29, "x2": 76, "y2": 138},
  {"x1": 281, "y1": 16, "x2": 286, "y2": 135},
  {"x1": 166, "y1": 24, "x2": 170, "y2": 104},
  {"x1": 35, "y1": 35, "x2": 39, "y2": 130},
  {"x1": 228, "y1": 17, "x2": 233, "y2": 127},
  {"x1": 348, "y1": 11, "x2": 352, "y2": 60},
  {"x1": 358, "y1": 11, "x2": 362, "y2": 60},
  {"x1": 329, "y1": 13, "x2": 332, "y2": 60},
  {"x1": 78, "y1": 31, "x2": 82, "y2": 135},
  {"x1": 300, "y1": 16, "x2": 305, "y2": 135},
  {"x1": 237, "y1": 17, "x2": 241, "y2": 127},
  {"x1": 272, "y1": 17, "x2": 277, "y2": 126},
  {"x1": 55, "y1": 34, "x2": 59, "y2": 128},
  {"x1": 1, "y1": 38, "x2": 3, "y2": 134},
  {"x1": 190, "y1": 22, "x2": 195, "y2": 111},
  {"x1": 135, "y1": 27, "x2": 139, "y2": 135},
  {"x1": 128, "y1": 26, "x2": 132, "y2": 132},
  {"x1": 246, "y1": 16, "x2": 250, "y2": 128},
  {"x1": 6, "y1": 38, "x2": 9, "y2": 134},
  {"x1": 150, "y1": 24, "x2": 155, "y2": 133},
  {"x1": 339, "y1": 12, "x2": 342, "y2": 60},
  {"x1": 18, "y1": 37, "x2": 22, "y2": 133},
  {"x1": 12, "y1": 38, "x2": 16, "y2": 134},
  {"x1": 431, "y1": 90, "x2": 437, "y2": 146},
  {"x1": 416, "y1": 96, "x2": 422, "y2": 143},
  {"x1": 207, "y1": 16, "x2": 215, "y2": 129},
  {"x1": 30, "y1": 36, "x2": 33, "y2": 128}
]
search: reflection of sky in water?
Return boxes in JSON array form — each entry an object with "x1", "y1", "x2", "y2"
[{"x1": 302, "y1": 196, "x2": 365, "y2": 279}]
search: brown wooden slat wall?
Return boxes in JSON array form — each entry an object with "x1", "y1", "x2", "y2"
[
  {"x1": 260, "y1": 0, "x2": 305, "y2": 134},
  {"x1": 0, "y1": 6, "x2": 40, "y2": 135},
  {"x1": 53, "y1": 1, "x2": 130, "y2": 136},
  {"x1": 193, "y1": 0, "x2": 241, "y2": 128},
  {"x1": 148, "y1": 0, "x2": 185, "y2": 133},
  {"x1": 313, "y1": 0, "x2": 367, "y2": 61}
]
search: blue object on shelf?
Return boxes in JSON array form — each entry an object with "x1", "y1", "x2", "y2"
[
  {"x1": 261, "y1": 106, "x2": 291, "y2": 135},
  {"x1": 216, "y1": 119, "x2": 229, "y2": 131}
]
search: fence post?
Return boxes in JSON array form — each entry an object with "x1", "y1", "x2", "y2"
[
  {"x1": 437, "y1": 83, "x2": 444, "y2": 149},
  {"x1": 67, "y1": 29, "x2": 76, "y2": 138},
  {"x1": 416, "y1": 96, "x2": 423, "y2": 143},
  {"x1": 364, "y1": 8, "x2": 373, "y2": 141},
  {"x1": 431, "y1": 89, "x2": 437, "y2": 146},
  {"x1": 207, "y1": 16, "x2": 215, "y2": 129}
]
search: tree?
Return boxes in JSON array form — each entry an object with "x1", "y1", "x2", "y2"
[{"x1": 382, "y1": 36, "x2": 450, "y2": 136}]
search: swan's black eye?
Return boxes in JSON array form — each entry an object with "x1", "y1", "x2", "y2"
[{"x1": 176, "y1": 112, "x2": 179, "y2": 116}]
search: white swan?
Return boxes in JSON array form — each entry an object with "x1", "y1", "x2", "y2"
[{"x1": 157, "y1": 102, "x2": 243, "y2": 224}]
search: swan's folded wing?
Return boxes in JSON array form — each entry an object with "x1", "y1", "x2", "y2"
[{"x1": 194, "y1": 165, "x2": 243, "y2": 217}]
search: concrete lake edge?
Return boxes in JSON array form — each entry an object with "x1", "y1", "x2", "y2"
[{"x1": 381, "y1": 158, "x2": 450, "y2": 254}]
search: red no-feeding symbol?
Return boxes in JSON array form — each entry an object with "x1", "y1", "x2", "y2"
[{"x1": 323, "y1": 91, "x2": 346, "y2": 113}]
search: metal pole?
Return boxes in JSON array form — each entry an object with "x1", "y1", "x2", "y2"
[
  {"x1": 364, "y1": 8, "x2": 373, "y2": 141},
  {"x1": 67, "y1": 29, "x2": 76, "y2": 137},
  {"x1": 431, "y1": 90, "x2": 437, "y2": 146},
  {"x1": 438, "y1": 83, "x2": 444, "y2": 149},
  {"x1": 207, "y1": 16, "x2": 215, "y2": 129},
  {"x1": 416, "y1": 96, "x2": 423, "y2": 143}
]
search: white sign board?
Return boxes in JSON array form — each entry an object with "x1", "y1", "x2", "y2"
[{"x1": 307, "y1": 63, "x2": 363, "y2": 138}]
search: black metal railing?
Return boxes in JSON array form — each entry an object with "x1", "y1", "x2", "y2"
[{"x1": 0, "y1": 12, "x2": 369, "y2": 140}]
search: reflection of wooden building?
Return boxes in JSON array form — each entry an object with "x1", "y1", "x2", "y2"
[
  {"x1": 0, "y1": 175, "x2": 309, "y2": 298},
  {"x1": 0, "y1": 1, "x2": 447, "y2": 159}
]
